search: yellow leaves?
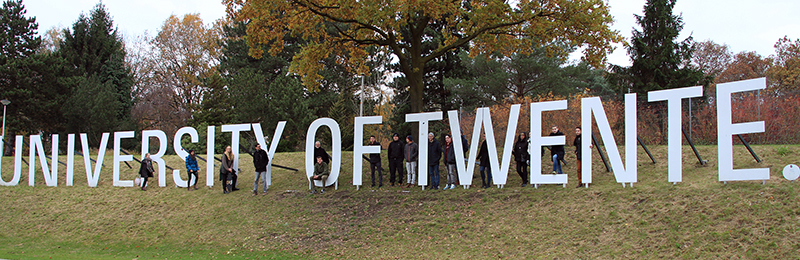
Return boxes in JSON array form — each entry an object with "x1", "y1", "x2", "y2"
[{"x1": 228, "y1": 0, "x2": 621, "y2": 89}]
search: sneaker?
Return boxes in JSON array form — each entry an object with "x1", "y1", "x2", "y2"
[
  {"x1": 521, "y1": 183, "x2": 527, "y2": 187},
  {"x1": 310, "y1": 190, "x2": 317, "y2": 194},
  {"x1": 252, "y1": 191, "x2": 258, "y2": 196},
  {"x1": 320, "y1": 189, "x2": 325, "y2": 194}
]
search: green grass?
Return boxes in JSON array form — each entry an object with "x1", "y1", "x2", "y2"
[{"x1": 1, "y1": 144, "x2": 799, "y2": 259}]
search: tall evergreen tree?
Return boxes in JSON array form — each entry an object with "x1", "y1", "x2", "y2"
[
  {"x1": 0, "y1": 0, "x2": 69, "y2": 148},
  {"x1": 59, "y1": 3, "x2": 133, "y2": 143},
  {"x1": 212, "y1": 22, "x2": 312, "y2": 151},
  {"x1": 607, "y1": 0, "x2": 708, "y2": 94}
]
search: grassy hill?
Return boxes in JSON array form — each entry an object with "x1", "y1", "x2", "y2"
[{"x1": 1, "y1": 144, "x2": 799, "y2": 259}]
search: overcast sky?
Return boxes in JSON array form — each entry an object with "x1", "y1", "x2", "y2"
[{"x1": 24, "y1": 0, "x2": 800, "y2": 66}]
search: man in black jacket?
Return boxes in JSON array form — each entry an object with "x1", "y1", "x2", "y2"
[
  {"x1": 314, "y1": 141, "x2": 330, "y2": 164},
  {"x1": 427, "y1": 133, "x2": 442, "y2": 190},
  {"x1": 368, "y1": 135, "x2": 383, "y2": 187},
  {"x1": 252, "y1": 144, "x2": 270, "y2": 196},
  {"x1": 387, "y1": 133, "x2": 404, "y2": 186},
  {"x1": 549, "y1": 126, "x2": 566, "y2": 174}
]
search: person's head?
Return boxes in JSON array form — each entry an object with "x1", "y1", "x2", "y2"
[
  {"x1": 519, "y1": 132, "x2": 527, "y2": 140},
  {"x1": 369, "y1": 135, "x2": 376, "y2": 143},
  {"x1": 428, "y1": 132, "x2": 434, "y2": 142},
  {"x1": 316, "y1": 155, "x2": 323, "y2": 164},
  {"x1": 144, "y1": 153, "x2": 151, "y2": 159},
  {"x1": 189, "y1": 149, "x2": 195, "y2": 156},
  {"x1": 255, "y1": 144, "x2": 262, "y2": 151},
  {"x1": 551, "y1": 126, "x2": 559, "y2": 134},
  {"x1": 314, "y1": 141, "x2": 321, "y2": 148},
  {"x1": 445, "y1": 134, "x2": 452, "y2": 144},
  {"x1": 225, "y1": 146, "x2": 232, "y2": 153},
  {"x1": 406, "y1": 135, "x2": 413, "y2": 143},
  {"x1": 575, "y1": 126, "x2": 582, "y2": 135},
  {"x1": 392, "y1": 133, "x2": 399, "y2": 141}
]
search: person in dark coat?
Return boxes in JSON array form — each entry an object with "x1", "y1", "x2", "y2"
[
  {"x1": 252, "y1": 143, "x2": 270, "y2": 195},
  {"x1": 443, "y1": 134, "x2": 457, "y2": 190},
  {"x1": 549, "y1": 126, "x2": 566, "y2": 174},
  {"x1": 139, "y1": 153, "x2": 155, "y2": 191},
  {"x1": 573, "y1": 127, "x2": 592, "y2": 188},
  {"x1": 220, "y1": 146, "x2": 235, "y2": 194},
  {"x1": 427, "y1": 133, "x2": 442, "y2": 190},
  {"x1": 368, "y1": 136, "x2": 383, "y2": 187},
  {"x1": 185, "y1": 150, "x2": 199, "y2": 191},
  {"x1": 314, "y1": 141, "x2": 331, "y2": 164},
  {"x1": 512, "y1": 132, "x2": 530, "y2": 187},
  {"x1": 475, "y1": 138, "x2": 493, "y2": 188},
  {"x1": 387, "y1": 133, "x2": 404, "y2": 186}
]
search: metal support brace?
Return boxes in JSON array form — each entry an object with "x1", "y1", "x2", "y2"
[
  {"x1": 682, "y1": 128, "x2": 707, "y2": 165},
  {"x1": 737, "y1": 134, "x2": 762, "y2": 163}
]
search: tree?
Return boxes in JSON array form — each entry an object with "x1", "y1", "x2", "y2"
[
  {"x1": 445, "y1": 46, "x2": 611, "y2": 110},
  {"x1": 608, "y1": 0, "x2": 708, "y2": 94},
  {"x1": 0, "y1": 0, "x2": 69, "y2": 146},
  {"x1": 225, "y1": 0, "x2": 621, "y2": 114},
  {"x1": 0, "y1": 0, "x2": 38, "y2": 59},
  {"x1": 130, "y1": 14, "x2": 223, "y2": 134},
  {"x1": 717, "y1": 51, "x2": 773, "y2": 84},
  {"x1": 690, "y1": 40, "x2": 732, "y2": 80},
  {"x1": 59, "y1": 3, "x2": 133, "y2": 144},
  {"x1": 214, "y1": 21, "x2": 313, "y2": 151},
  {"x1": 151, "y1": 14, "x2": 222, "y2": 113},
  {"x1": 767, "y1": 36, "x2": 800, "y2": 90}
]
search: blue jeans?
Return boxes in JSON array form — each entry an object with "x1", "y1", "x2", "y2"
[
  {"x1": 552, "y1": 154, "x2": 563, "y2": 174},
  {"x1": 428, "y1": 165, "x2": 440, "y2": 188},
  {"x1": 480, "y1": 165, "x2": 493, "y2": 185}
]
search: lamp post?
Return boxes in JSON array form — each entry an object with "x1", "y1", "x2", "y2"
[{"x1": 1, "y1": 99, "x2": 9, "y2": 153}]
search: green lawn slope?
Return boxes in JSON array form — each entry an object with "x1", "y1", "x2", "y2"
[{"x1": 1, "y1": 144, "x2": 799, "y2": 259}]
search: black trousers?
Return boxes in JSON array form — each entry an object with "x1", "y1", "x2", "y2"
[
  {"x1": 370, "y1": 162, "x2": 383, "y2": 186},
  {"x1": 516, "y1": 161, "x2": 528, "y2": 184},
  {"x1": 388, "y1": 158, "x2": 403, "y2": 184},
  {"x1": 188, "y1": 170, "x2": 198, "y2": 186}
]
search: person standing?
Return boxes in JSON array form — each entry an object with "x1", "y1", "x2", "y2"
[
  {"x1": 475, "y1": 138, "x2": 493, "y2": 188},
  {"x1": 314, "y1": 141, "x2": 331, "y2": 164},
  {"x1": 404, "y1": 135, "x2": 418, "y2": 188},
  {"x1": 573, "y1": 127, "x2": 592, "y2": 188},
  {"x1": 252, "y1": 144, "x2": 270, "y2": 195},
  {"x1": 443, "y1": 134, "x2": 457, "y2": 190},
  {"x1": 512, "y1": 132, "x2": 530, "y2": 187},
  {"x1": 310, "y1": 155, "x2": 329, "y2": 194},
  {"x1": 185, "y1": 150, "x2": 199, "y2": 191},
  {"x1": 221, "y1": 146, "x2": 235, "y2": 194},
  {"x1": 387, "y1": 133, "x2": 404, "y2": 186},
  {"x1": 427, "y1": 133, "x2": 442, "y2": 190},
  {"x1": 549, "y1": 126, "x2": 566, "y2": 174},
  {"x1": 459, "y1": 134, "x2": 469, "y2": 185},
  {"x1": 139, "y1": 153, "x2": 155, "y2": 191},
  {"x1": 368, "y1": 136, "x2": 383, "y2": 188}
]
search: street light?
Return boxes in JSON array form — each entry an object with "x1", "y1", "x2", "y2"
[{"x1": 1, "y1": 99, "x2": 10, "y2": 154}]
